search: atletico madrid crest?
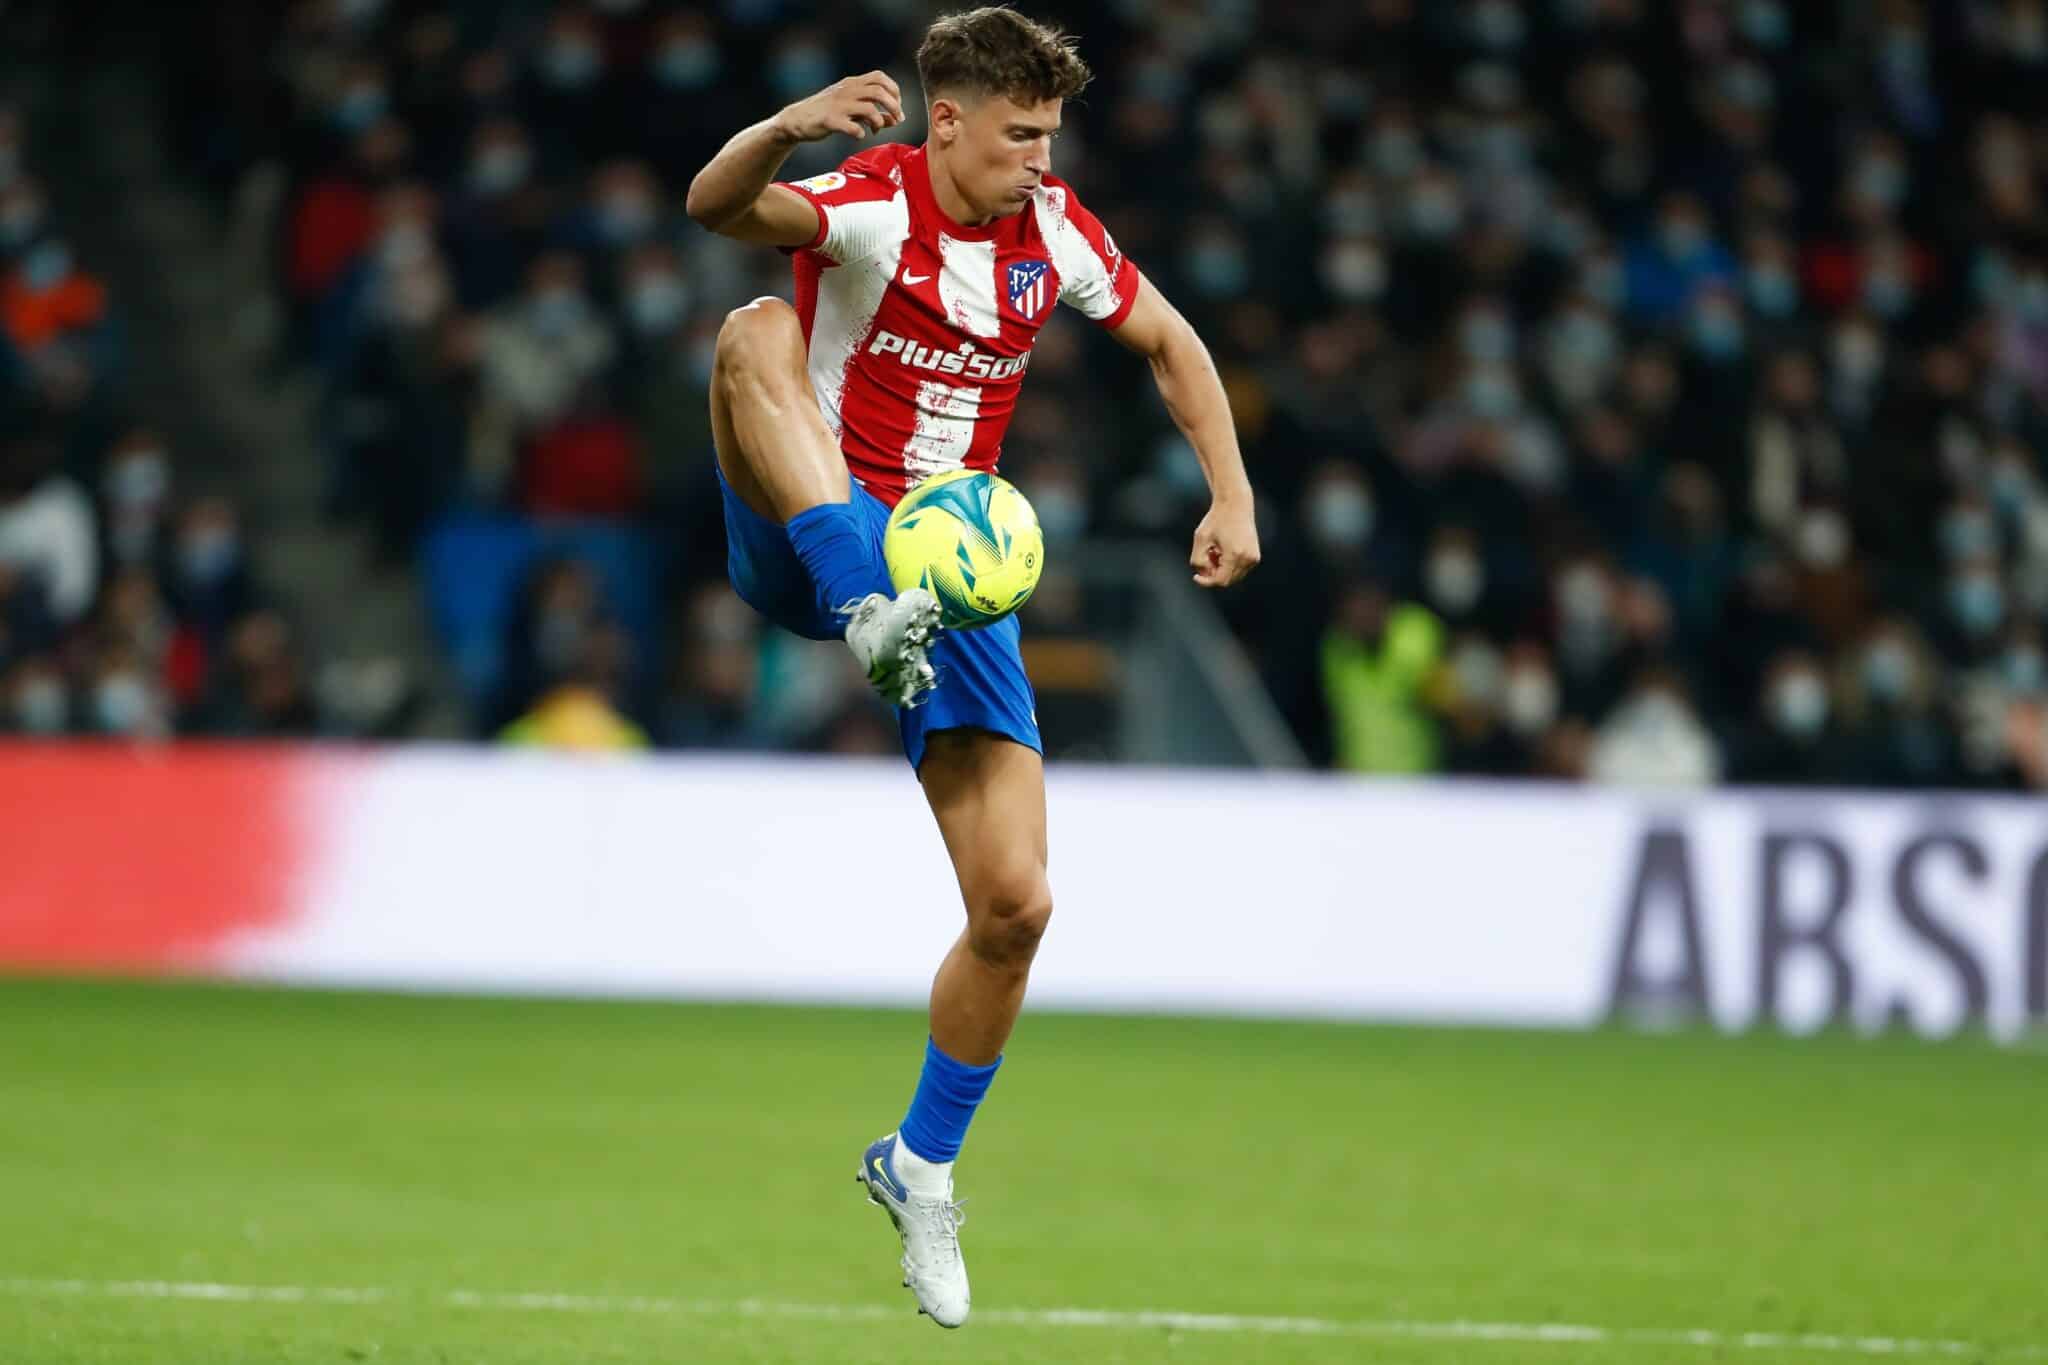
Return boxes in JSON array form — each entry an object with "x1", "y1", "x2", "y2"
[{"x1": 1006, "y1": 259, "x2": 1051, "y2": 320}]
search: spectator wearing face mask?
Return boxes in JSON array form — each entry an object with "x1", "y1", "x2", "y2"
[
  {"x1": 1380, "y1": 167, "x2": 1470, "y2": 335},
  {"x1": 309, "y1": 180, "x2": 443, "y2": 374},
  {"x1": 1547, "y1": 555, "x2": 1639, "y2": 721},
  {"x1": 1833, "y1": 618, "x2": 1961, "y2": 789},
  {"x1": 1740, "y1": 228, "x2": 1803, "y2": 332},
  {"x1": 1177, "y1": 217, "x2": 1253, "y2": 322},
  {"x1": 1671, "y1": 282, "x2": 1756, "y2": 468},
  {"x1": 1731, "y1": 648, "x2": 1854, "y2": 785},
  {"x1": 1298, "y1": 460, "x2": 1386, "y2": 575},
  {"x1": 1, "y1": 236, "x2": 120, "y2": 419},
  {"x1": 472, "y1": 251, "x2": 616, "y2": 499},
  {"x1": 97, "y1": 428, "x2": 174, "y2": 571},
  {"x1": 1428, "y1": 633, "x2": 1529, "y2": 776},
  {"x1": 526, "y1": 8, "x2": 615, "y2": 169},
  {"x1": 1624, "y1": 192, "x2": 1736, "y2": 326},
  {"x1": 0, "y1": 654, "x2": 70, "y2": 737},
  {"x1": 614, "y1": 241, "x2": 690, "y2": 367},
  {"x1": 165, "y1": 495, "x2": 260, "y2": 648},
  {"x1": 556, "y1": 158, "x2": 664, "y2": 261},
  {"x1": 1559, "y1": 51, "x2": 1656, "y2": 220},
  {"x1": 634, "y1": 12, "x2": 731, "y2": 177},
  {"x1": 334, "y1": 244, "x2": 468, "y2": 559},
  {"x1": 1111, "y1": 46, "x2": 1194, "y2": 173},
  {"x1": 283, "y1": 112, "x2": 411, "y2": 330},
  {"x1": 490, "y1": 555, "x2": 616, "y2": 736},
  {"x1": 1587, "y1": 665, "x2": 1723, "y2": 788},
  {"x1": 1493, "y1": 639, "x2": 1562, "y2": 766},
  {"x1": 1783, "y1": 500, "x2": 1876, "y2": 653},
  {"x1": 86, "y1": 644, "x2": 170, "y2": 741},
  {"x1": 1417, "y1": 523, "x2": 1518, "y2": 639},
  {"x1": 443, "y1": 118, "x2": 552, "y2": 309},
  {"x1": 1869, "y1": 8, "x2": 1941, "y2": 142},
  {"x1": 1536, "y1": 292, "x2": 1622, "y2": 416},
  {"x1": 1691, "y1": 57, "x2": 1780, "y2": 204},
  {"x1": 1928, "y1": 551, "x2": 2014, "y2": 669},
  {"x1": 1709, "y1": 551, "x2": 1824, "y2": 721}
]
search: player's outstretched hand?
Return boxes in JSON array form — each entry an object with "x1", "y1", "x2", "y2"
[
  {"x1": 1190, "y1": 498, "x2": 1261, "y2": 588},
  {"x1": 775, "y1": 72, "x2": 906, "y2": 143}
]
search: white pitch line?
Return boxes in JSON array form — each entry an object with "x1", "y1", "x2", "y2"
[{"x1": 1, "y1": 1278, "x2": 2039, "y2": 1359}]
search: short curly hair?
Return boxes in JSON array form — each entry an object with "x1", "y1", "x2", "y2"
[{"x1": 916, "y1": 7, "x2": 1093, "y2": 107}]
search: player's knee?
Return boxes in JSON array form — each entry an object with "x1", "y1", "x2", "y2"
[
  {"x1": 967, "y1": 866, "x2": 1052, "y2": 971},
  {"x1": 714, "y1": 297, "x2": 802, "y2": 386}
]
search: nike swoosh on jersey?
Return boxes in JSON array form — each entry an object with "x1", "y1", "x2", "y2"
[{"x1": 901, "y1": 272, "x2": 931, "y2": 284}]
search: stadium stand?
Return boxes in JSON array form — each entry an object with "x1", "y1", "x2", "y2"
[{"x1": 19, "y1": 0, "x2": 2048, "y2": 787}]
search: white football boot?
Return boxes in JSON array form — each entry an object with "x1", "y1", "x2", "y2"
[
  {"x1": 841, "y1": 588, "x2": 942, "y2": 708},
  {"x1": 856, "y1": 1133, "x2": 970, "y2": 1328}
]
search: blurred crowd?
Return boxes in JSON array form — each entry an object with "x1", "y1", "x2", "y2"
[
  {"x1": 84, "y1": 0, "x2": 2048, "y2": 786},
  {"x1": 0, "y1": 81, "x2": 341, "y2": 741}
]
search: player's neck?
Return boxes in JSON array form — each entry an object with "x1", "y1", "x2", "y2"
[{"x1": 923, "y1": 148, "x2": 995, "y2": 229}]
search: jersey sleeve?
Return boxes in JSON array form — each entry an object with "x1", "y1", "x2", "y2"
[
  {"x1": 1039, "y1": 181, "x2": 1141, "y2": 329},
  {"x1": 774, "y1": 167, "x2": 905, "y2": 267}
]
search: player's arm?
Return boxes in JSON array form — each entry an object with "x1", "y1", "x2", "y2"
[
  {"x1": 1109, "y1": 275, "x2": 1261, "y2": 588},
  {"x1": 684, "y1": 71, "x2": 904, "y2": 246}
]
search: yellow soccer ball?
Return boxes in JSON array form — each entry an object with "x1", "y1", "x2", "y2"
[{"x1": 884, "y1": 468, "x2": 1045, "y2": 629}]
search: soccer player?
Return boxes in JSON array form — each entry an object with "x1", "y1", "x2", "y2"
[{"x1": 685, "y1": 6, "x2": 1259, "y2": 1327}]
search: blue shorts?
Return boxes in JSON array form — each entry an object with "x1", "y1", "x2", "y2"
[{"x1": 718, "y1": 470, "x2": 1041, "y2": 770}]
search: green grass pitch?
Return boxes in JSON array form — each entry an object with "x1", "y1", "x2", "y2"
[{"x1": 1, "y1": 978, "x2": 2043, "y2": 1364}]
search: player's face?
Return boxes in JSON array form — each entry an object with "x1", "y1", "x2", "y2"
[{"x1": 932, "y1": 93, "x2": 1061, "y2": 220}]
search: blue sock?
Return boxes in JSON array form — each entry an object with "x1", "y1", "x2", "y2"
[
  {"x1": 785, "y1": 501, "x2": 891, "y2": 622},
  {"x1": 898, "y1": 1038, "x2": 1001, "y2": 1163}
]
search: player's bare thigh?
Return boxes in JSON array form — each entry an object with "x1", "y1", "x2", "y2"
[
  {"x1": 709, "y1": 296, "x2": 850, "y2": 522},
  {"x1": 920, "y1": 729, "x2": 1052, "y2": 958}
]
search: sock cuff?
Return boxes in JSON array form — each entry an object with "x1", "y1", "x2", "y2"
[
  {"x1": 897, "y1": 1038, "x2": 1002, "y2": 1164},
  {"x1": 785, "y1": 501, "x2": 858, "y2": 535},
  {"x1": 925, "y1": 1036, "x2": 1002, "y2": 1082}
]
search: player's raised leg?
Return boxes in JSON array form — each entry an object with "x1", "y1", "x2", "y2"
[
  {"x1": 858, "y1": 729, "x2": 1050, "y2": 1328},
  {"x1": 709, "y1": 297, "x2": 941, "y2": 704},
  {"x1": 708, "y1": 297, "x2": 849, "y2": 521}
]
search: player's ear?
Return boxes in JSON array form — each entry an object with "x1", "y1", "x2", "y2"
[{"x1": 929, "y1": 95, "x2": 961, "y2": 147}]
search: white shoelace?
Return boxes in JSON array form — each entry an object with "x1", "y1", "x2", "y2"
[{"x1": 907, "y1": 1196, "x2": 966, "y2": 1266}]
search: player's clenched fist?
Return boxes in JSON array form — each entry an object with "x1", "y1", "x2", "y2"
[
  {"x1": 1190, "y1": 498, "x2": 1261, "y2": 589},
  {"x1": 773, "y1": 72, "x2": 905, "y2": 143}
]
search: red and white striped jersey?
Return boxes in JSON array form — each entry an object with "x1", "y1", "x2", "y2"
[{"x1": 777, "y1": 142, "x2": 1141, "y2": 506}]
